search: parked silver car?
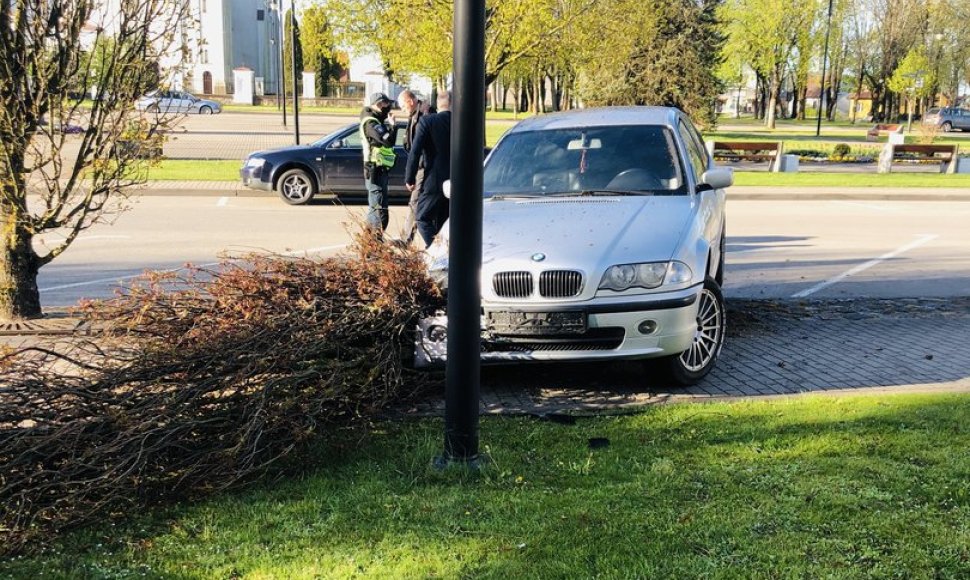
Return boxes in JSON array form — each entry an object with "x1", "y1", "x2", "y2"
[
  {"x1": 135, "y1": 90, "x2": 222, "y2": 115},
  {"x1": 417, "y1": 106, "x2": 732, "y2": 385},
  {"x1": 922, "y1": 107, "x2": 970, "y2": 132}
]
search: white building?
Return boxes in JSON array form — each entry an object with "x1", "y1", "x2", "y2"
[{"x1": 186, "y1": 0, "x2": 282, "y2": 96}]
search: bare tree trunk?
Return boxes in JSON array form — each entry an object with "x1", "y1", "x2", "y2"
[
  {"x1": 513, "y1": 79, "x2": 521, "y2": 117},
  {"x1": 537, "y1": 74, "x2": 547, "y2": 114},
  {"x1": 765, "y1": 74, "x2": 780, "y2": 129},
  {"x1": 0, "y1": 196, "x2": 42, "y2": 319}
]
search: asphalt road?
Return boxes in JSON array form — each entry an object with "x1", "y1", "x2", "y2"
[{"x1": 32, "y1": 197, "x2": 970, "y2": 308}]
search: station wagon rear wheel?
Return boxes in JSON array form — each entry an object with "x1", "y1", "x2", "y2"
[
  {"x1": 664, "y1": 278, "x2": 725, "y2": 386},
  {"x1": 277, "y1": 169, "x2": 315, "y2": 205}
]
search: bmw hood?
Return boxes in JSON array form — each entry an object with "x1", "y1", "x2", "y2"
[
  {"x1": 480, "y1": 196, "x2": 693, "y2": 268},
  {"x1": 429, "y1": 195, "x2": 695, "y2": 272}
]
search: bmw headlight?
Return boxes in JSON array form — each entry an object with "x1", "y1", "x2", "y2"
[
  {"x1": 598, "y1": 261, "x2": 693, "y2": 291},
  {"x1": 245, "y1": 156, "x2": 266, "y2": 168}
]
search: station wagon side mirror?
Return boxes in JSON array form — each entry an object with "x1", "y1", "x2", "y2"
[
  {"x1": 443, "y1": 180, "x2": 451, "y2": 199},
  {"x1": 330, "y1": 139, "x2": 344, "y2": 149},
  {"x1": 697, "y1": 167, "x2": 733, "y2": 192}
]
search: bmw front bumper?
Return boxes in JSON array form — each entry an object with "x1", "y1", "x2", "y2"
[{"x1": 414, "y1": 284, "x2": 703, "y2": 368}]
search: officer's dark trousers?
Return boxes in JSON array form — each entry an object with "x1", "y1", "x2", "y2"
[
  {"x1": 365, "y1": 167, "x2": 390, "y2": 233},
  {"x1": 416, "y1": 191, "x2": 449, "y2": 248}
]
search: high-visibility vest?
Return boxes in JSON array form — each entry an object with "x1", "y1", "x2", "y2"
[{"x1": 360, "y1": 118, "x2": 396, "y2": 168}]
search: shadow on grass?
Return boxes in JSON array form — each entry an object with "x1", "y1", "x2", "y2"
[{"x1": 5, "y1": 394, "x2": 967, "y2": 578}]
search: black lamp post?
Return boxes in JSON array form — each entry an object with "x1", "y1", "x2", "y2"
[
  {"x1": 436, "y1": 0, "x2": 485, "y2": 468},
  {"x1": 815, "y1": 0, "x2": 834, "y2": 136},
  {"x1": 290, "y1": 0, "x2": 300, "y2": 145}
]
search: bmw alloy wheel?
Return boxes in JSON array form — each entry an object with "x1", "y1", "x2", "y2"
[
  {"x1": 660, "y1": 278, "x2": 725, "y2": 385},
  {"x1": 680, "y1": 286, "x2": 724, "y2": 372}
]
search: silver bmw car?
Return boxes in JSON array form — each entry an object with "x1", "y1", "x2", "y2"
[{"x1": 417, "y1": 106, "x2": 732, "y2": 385}]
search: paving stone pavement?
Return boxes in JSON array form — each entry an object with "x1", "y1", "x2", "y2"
[
  {"x1": 409, "y1": 298, "x2": 970, "y2": 416},
  {"x1": 5, "y1": 299, "x2": 969, "y2": 416}
]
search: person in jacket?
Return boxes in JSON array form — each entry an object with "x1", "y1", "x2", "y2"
[
  {"x1": 360, "y1": 92, "x2": 398, "y2": 234},
  {"x1": 398, "y1": 89, "x2": 436, "y2": 243},
  {"x1": 404, "y1": 90, "x2": 451, "y2": 247}
]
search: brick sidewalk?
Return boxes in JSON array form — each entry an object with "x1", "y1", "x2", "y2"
[
  {"x1": 6, "y1": 299, "x2": 970, "y2": 415},
  {"x1": 411, "y1": 298, "x2": 970, "y2": 416}
]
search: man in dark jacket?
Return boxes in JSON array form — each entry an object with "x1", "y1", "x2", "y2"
[
  {"x1": 404, "y1": 91, "x2": 451, "y2": 248},
  {"x1": 359, "y1": 92, "x2": 398, "y2": 234},
  {"x1": 398, "y1": 89, "x2": 435, "y2": 243}
]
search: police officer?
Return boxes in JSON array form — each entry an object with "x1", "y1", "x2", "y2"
[{"x1": 360, "y1": 92, "x2": 399, "y2": 234}]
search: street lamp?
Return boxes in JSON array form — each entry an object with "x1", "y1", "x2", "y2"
[{"x1": 435, "y1": 0, "x2": 485, "y2": 469}]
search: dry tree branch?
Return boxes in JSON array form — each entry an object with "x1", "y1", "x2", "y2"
[{"x1": 0, "y1": 230, "x2": 444, "y2": 555}]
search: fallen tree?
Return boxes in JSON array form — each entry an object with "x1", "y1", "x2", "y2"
[{"x1": 0, "y1": 232, "x2": 442, "y2": 554}]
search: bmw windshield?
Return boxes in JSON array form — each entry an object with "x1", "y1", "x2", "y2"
[{"x1": 483, "y1": 125, "x2": 687, "y2": 197}]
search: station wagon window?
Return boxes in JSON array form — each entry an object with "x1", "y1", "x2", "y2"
[{"x1": 483, "y1": 125, "x2": 686, "y2": 196}]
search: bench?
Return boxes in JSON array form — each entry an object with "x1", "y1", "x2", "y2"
[
  {"x1": 877, "y1": 143, "x2": 959, "y2": 174},
  {"x1": 710, "y1": 141, "x2": 783, "y2": 171},
  {"x1": 867, "y1": 123, "x2": 902, "y2": 142}
]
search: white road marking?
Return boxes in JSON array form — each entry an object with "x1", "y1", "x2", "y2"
[
  {"x1": 791, "y1": 234, "x2": 939, "y2": 298},
  {"x1": 830, "y1": 201, "x2": 901, "y2": 213},
  {"x1": 216, "y1": 196, "x2": 229, "y2": 207},
  {"x1": 39, "y1": 244, "x2": 348, "y2": 293}
]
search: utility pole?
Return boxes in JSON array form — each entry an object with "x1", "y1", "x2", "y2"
[
  {"x1": 435, "y1": 0, "x2": 485, "y2": 469},
  {"x1": 816, "y1": 0, "x2": 834, "y2": 136},
  {"x1": 290, "y1": 0, "x2": 300, "y2": 145}
]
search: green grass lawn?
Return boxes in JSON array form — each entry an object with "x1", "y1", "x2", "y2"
[
  {"x1": 732, "y1": 172, "x2": 970, "y2": 188},
  {"x1": 145, "y1": 159, "x2": 970, "y2": 189},
  {"x1": 705, "y1": 131, "x2": 966, "y2": 147},
  {"x1": 147, "y1": 159, "x2": 241, "y2": 181},
  {"x1": 3, "y1": 393, "x2": 968, "y2": 578}
]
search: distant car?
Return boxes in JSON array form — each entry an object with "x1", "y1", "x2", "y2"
[
  {"x1": 416, "y1": 106, "x2": 732, "y2": 386},
  {"x1": 37, "y1": 117, "x2": 84, "y2": 134},
  {"x1": 135, "y1": 90, "x2": 222, "y2": 115},
  {"x1": 240, "y1": 122, "x2": 410, "y2": 205},
  {"x1": 922, "y1": 107, "x2": 970, "y2": 132}
]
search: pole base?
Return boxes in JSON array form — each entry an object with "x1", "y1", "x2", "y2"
[{"x1": 432, "y1": 453, "x2": 489, "y2": 472}]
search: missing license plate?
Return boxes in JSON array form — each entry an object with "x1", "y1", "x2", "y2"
[{"x1": 487, "y1": 310, "x2": 586, "y2": 336}]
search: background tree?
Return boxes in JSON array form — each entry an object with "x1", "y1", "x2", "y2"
[
  {"x1": 323, "y1": 0, "x2": 594, "y2": 92},
  {"x1": 576, "y1": 0, "x2": 724, "y2": 127},
  {"x1": 721, "y1": 0, "x2": 816, "y2": 128},
  {"x1": 888, "y1": 47, "x2": 935, "y2": 130},
  {"x1": 283, "y1": 8, "x2": 305, "y2": 95},
  {"x1": 302, "y1": 5, "x2": 348, "y2": 96},
  {"x1": 0, "y1": 0, "x2": 188, "y2": 320}
]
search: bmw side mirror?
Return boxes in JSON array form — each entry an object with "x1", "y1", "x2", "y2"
[
  {"x1": 697, "y1": 167, "x2": 733, "y2": 192},
  {"x1": 443, "y1": 180, "x2": 451, "y2": 199},
  {"x1": 330, "y1": 139, "x2": 344, "y2": 149}
]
